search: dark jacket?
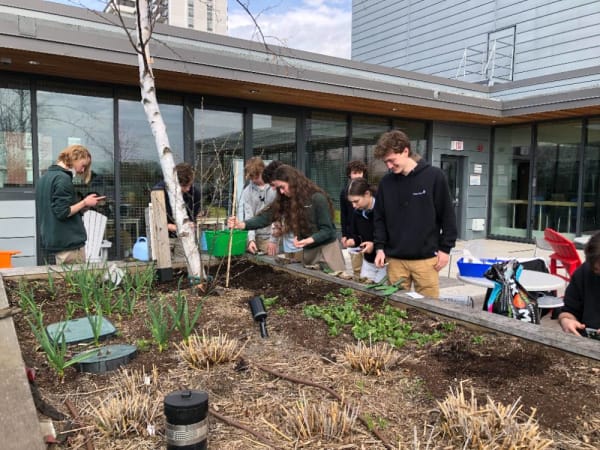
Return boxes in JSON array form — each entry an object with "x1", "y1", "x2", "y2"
[
  {"x1": 562, "y1": 262, "x2": 600, "y2": 329},
  {"x1": 244, "y1": 192, "x2": 336, "y2": 249},
  {"x1": 348, "y1": 206, "x2": 376, "y2": 263},
  {"x1": 373, "y1": 159, "x2": 457, "y2": 259},
  {"x1": 153, "y1": 181, "x2": 202, "y2": 238},
  {"x1": 36, "y1": 165, "x2": 87, "y2": 252},
  {"x1": 339, "y1": 182, "x2": 354, "y2": 238}
]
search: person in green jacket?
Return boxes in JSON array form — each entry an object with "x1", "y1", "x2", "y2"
[
  {"x1": 36, "y1": 144, "x2": 105, "y2": 264},
  {"x1": 228, "y1": 164, "x2": 345, "y2": 272}
]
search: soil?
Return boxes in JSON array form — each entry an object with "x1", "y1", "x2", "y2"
[{"x1": 6, "y1": 259, "x2": 600, "y2": 449}]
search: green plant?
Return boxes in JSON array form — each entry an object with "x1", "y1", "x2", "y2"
[
  {"x1": 304, "y1": 292, "x2": 443, "y2": 348},
  {"x1": 135, "y1": 338, "x2": 152, "y2": 352},
  {"x1": 168, "y1": 281, "x2": 203, "y2": 342},
  {"x1": 146, "y1": 296, "x2": 171, "y2": 352},
  {"x1": 275, "y1": 307, "x2": 287, "y2": 316},
  {"x1": 45, "y1": 269, "x2": 58, "y2": 300},
  {"x1": 87, "y1": 309, "x2": 105, "y2": 346},
  {"x1": 442, "y1": 321, "x2": 457, "y2": 332},
  {"x1": 18, "y1": 295, "x2": 93, "y2": 378},
  {"x1": 472, "y1": 335, "x2": 485, "y2": 345},
  {"x1": 260, "y1": 294, "x2": 279, "y2": 309}
]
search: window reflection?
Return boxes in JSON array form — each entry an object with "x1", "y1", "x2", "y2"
[
  {"x1": 351, "y1": 116, "x2": 389, "y2": 183},
  {"x1": 194, "y1": 108, "x2": 243, "y2": 216},
  {"x1": 490, "y1": 125, "x2": 531, "y2": 238},
  {"x1": 118, "y1": 100, "x2": 183, "y2": 257},
  {"x1": 252, "y1": 113, "x2": 296, "y2": 165},
  {"x1": 0, "y1": 87, "x2": 31, "y2": 188},
  {"x1": 307, "y1": 112, "x2": 347, "y2": 209}
]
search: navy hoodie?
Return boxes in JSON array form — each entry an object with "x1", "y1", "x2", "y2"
[{"x1": 373, "y1": 159, "x2": 457, "y2": 260}]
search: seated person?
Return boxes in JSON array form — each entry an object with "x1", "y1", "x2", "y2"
[
  {"x1": 238, "y1": 157, "x2": 276, "y2": 254},
  {"x1": 558, "y1": 231, "x2": 600, "y2": 336},
  {"x1": 152, "y1": 162, "x2": 202, "y2": 259}
]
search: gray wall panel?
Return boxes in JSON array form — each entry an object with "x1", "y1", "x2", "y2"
[{"x1": 352, "y1": 0, "x2": 600, "y2": 85}]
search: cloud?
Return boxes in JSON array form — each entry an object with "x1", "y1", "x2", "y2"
[{"x1": 228, "y1": 0, "x2": 351, "y2": 59}]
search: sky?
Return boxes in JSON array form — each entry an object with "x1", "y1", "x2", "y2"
[{"x1": 46, "y1": 0, "x2": 352, "y2": 59}]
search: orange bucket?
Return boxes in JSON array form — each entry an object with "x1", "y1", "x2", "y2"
[{"x1": 0, "y1": 250, "x2": 21, "y2": 268}]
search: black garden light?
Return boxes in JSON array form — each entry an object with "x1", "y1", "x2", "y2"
[
  {"x1": 164, "y1": 390, "x2": 209, "y2": 449},
  {"x1": 249, "y1": 296, "x2": 269, "y2": 338}
]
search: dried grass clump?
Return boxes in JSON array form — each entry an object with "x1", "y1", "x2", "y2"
[
  {"x1": 176, "y1": 330, "x2": 240, "y2": 368},
  {"x1": 87, "y1": 366, "x2": 163, "y2": 438},
  {"x1": 436, "y1": 382, "x2": 553, "y2": 449},
  {"x1": 343, "y1": 340, "x2": 396, "y2": 375},
  {"x1": 281, "y1": 391, "x2": 358, "y2": 441}
]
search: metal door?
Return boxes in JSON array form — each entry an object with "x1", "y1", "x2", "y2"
[{"x1": 440, "y1": 155, "x2": 464, "y2": 237}]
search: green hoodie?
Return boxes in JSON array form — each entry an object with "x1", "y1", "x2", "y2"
[{"x1": 36, "y1": 165, "x2": 87, "y2": 252}]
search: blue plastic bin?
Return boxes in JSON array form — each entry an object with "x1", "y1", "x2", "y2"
[{"x1": 457, "y1": 257, "x2": 506, "y2": 277}]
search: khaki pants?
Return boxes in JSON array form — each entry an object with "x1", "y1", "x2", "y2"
[
  {"x1": 303, "y1": 240, "x2": 346, "y2": 272},
  {"x1": 387, "y1": 256, "x2": 439, "y2": 298},
  {"x1": 55, "y1": 247, "x2": 85, "y2": 265},
  {"x1": 254, "y1": 236, "x2": 271, "y2": 253}
]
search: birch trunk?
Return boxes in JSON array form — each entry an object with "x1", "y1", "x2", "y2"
[{"x1": 135, "y1": 0, "x2": 204, "y2": 282}]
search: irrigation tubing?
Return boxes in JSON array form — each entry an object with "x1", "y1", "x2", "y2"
[{"x1": 254, "y1": 362, "x2": 395, "y2": 450}]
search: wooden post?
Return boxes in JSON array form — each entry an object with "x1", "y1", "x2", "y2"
[
  {"x1": 150, "y1": 190, "x2": 173, "y2": 282},
  {"x1": 225, "y1": 166, "x2": 239, "y2": 288}
]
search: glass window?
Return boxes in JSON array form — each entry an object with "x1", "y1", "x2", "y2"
[
  {"x1": 306, "y1": 112, "x2": 348, "y2": 209},
  {"x1": 252, "y1": 113, "x2": 296, "y2": 166},
  {"x1": 37, "y1": 90, "x2": 114, "y2": 260},
  {"x1": 118, "y1": 99, "x2": 183, "y2": 257},
  {"x1": 194, "y1": 108, "x2": 243, "y2": 216},
  {"x1": 351, "y1": 116, "x2": 389, "y2": 183},
  {"x1": 392, "y1": 119, "x2": 428, "y2": 159},
  {"x1": 490, "y1": 125, "x2": 532, "y2": 239},
  {"x1": 0, "y1": 87, "x2": 31, "y2": 188},
  {"x1": 536, "y1": 120, "x2": 582, "y2": 238},
  {"x1": 583, "y1": 118, "x2": 600, "y2": 234}
]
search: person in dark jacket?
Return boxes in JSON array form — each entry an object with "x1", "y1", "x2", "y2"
[
  {"x1": 36, "y1": 144, "x2": 105, "y2": 264},
  {"x1": 373, "y1": 130, "x2": 457, "y2": 298},
  {"x1": 340, "y1": 160, "x2": 368, "y2": 276},
  {"x1": 152, "y1": 162, "x2": 202, "y2": 260},
  {"x1": 228, "y1": 164, "x2": 345, "y2": 272},
  {"x1": 558, "y1": 231, "x2": 600, "y2": 336},
  {"x1": 345, "y1": 178, "x2": 386, "y2": 282}
]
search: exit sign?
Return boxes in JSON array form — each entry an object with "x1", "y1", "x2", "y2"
[{"x1": 450, "y1": 140, "x2": 464, "y2": 151}]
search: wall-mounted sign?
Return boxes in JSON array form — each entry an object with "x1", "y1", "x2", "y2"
[
  {"x1": 469, "y1": 174, "x2": 481, "y2": 186},
  {"x1": 473, "y1": 164, "x2": 483, "y2": 174},
  {"x1": 450, "y1": 140, "x2": 464, "y2": 151}
]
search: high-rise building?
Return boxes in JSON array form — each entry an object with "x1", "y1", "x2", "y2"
[{"x1": 104, "y1": 0, "x2": 227, "y2": 34}]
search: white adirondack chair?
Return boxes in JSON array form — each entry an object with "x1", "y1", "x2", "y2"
[{"x1": 82, "y1": 210, "x2": 112, "y2": 263}]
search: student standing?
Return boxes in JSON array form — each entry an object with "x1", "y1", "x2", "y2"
[
  {"x1": 238, "y1": 157, "x2": 276, "y2": 254},
  {"x1": 152, "y1": 162, "x2": 202, "y2": 259},
  {"x1": 228, "y1": 164, "x2": 345, "y2": 272},
  {"x1": 340, "y1": 160, "x2": 368, "y2": 276},
  {"x1": 345, "y1": 178, "x2": 387, "y2": 283},
  {"x1": 36, "y1": 144, "x2": 105, "y2": 264},
  {"x1": 373, "y1": 130, "x2": 457, "y2": 298}
]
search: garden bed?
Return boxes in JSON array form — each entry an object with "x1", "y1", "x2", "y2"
[{"x1": 5, "y1": 259, "x2": 600, "y2": 449}]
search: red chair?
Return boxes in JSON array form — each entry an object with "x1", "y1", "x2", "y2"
[{"x1": 543, "y1": 228, "x2": 582, "y2": 281}]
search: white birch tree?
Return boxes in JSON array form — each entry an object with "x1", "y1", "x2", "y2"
[{"x1": 132, "y1": 0, "x2": 204, "y2": 282}]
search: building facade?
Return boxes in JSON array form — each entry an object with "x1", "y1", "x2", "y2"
[
  {"x1": 1, "y1": 0, "x2": 600, "y2": 266},
  {"x1": 104, "y1": 0, "x2": 227, "y2": 34},
  {"x1": 352, "y1": 0, "x2": 600, "y2": 85}
]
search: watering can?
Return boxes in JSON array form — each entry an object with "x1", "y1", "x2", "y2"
[{"x1": 132, "y1": 237, "x2": 149, "y2": 261}]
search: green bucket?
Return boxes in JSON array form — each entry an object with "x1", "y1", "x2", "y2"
[{"x1": 204, "y1": 230, "x2": 248, "y2": 257}]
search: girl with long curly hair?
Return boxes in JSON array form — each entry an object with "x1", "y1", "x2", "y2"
[{"x1": 228, "y1": 164, "x2": 345, "y2": 271}]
